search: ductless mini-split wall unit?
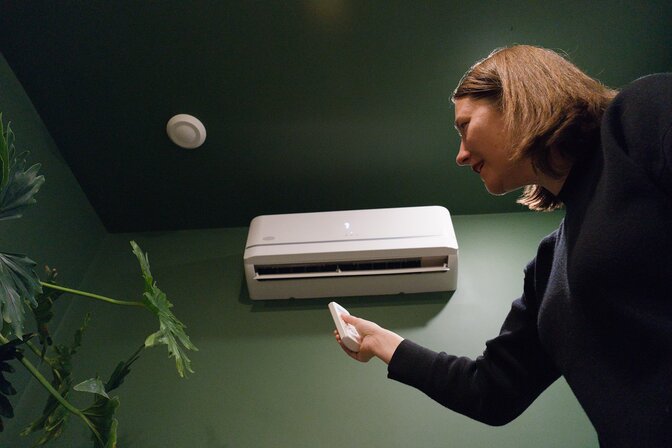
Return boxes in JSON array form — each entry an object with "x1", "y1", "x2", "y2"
[{"x1": 243, "y1": 206, "x2": 458, "y2": 300}]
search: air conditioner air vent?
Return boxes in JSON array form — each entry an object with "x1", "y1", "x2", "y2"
[{"x1": 254, "y1": 257, "x2": 448, "y2": 281}]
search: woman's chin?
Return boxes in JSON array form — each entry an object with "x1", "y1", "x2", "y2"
[
  {"x1": 483, "y1": 180, "x2": 520, "y2": 196},
  {"x1": 483, "y1": 181, "x2": 505, "y2": 196}
]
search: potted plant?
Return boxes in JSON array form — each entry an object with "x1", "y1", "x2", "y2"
[{"x1": 0, "y1": 114, "x2": 197, "y2": 446}]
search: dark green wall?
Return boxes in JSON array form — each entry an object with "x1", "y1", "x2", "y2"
[
  {"x1": 2, "y1": 9, "x2": 630, "y2": 440},
  {"x1": 3, "y1": 46, "x2": 595, "y2": 447},
  {"x1": 9, "y1": 212, "x2": 597, "y2": 447}
]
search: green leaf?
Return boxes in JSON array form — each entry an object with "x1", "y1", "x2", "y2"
[
  {"x1": 78, "y1": 346, "x2": 141, "y2": 447},
  {"x1": 25, "y1": 323, "x2": 131, "y2": 447},
  {"x1": 31, "y1": 267, "x2": 64, "y2": 358},
  {"x1": 104, "y1": 419, "x2": 118, "y2": 448},
  {"x1": 130, "y1": 241, "x2": 197, "y2": 377},
  {"x1": 0, "y1": 116, "x2": 45, "y2": 221},
  {"x1": 0, "y1": 252, "x2": 41, "y2": 339},
  {"x1": 74, "y1": 378, "x2": 109, "y2": 399},
  {"x1": 20, "y1": 381, "x2": 70, "y2": 445},
  {"x1": 105, "y1": 345, "x2": 143, "y2": 393},
  {"x1": 0, "y1": 336, "x2": 30, "y2": 432},
  {"x1": 0, "y1": 115, "x2": 9, "y2": 190},
  {"x1": 21, "y1": 315, "x2": 90, "y2": 445},
  {"x1": 82, "y1": 395, "x2": 119, "y2": 448}
]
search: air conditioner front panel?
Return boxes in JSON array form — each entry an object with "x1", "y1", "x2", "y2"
[{"x1": 243, "y1": 206, "x2": 458, "y2": 300}]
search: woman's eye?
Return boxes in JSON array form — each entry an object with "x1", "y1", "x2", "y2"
[{"x1": 459, "y1": 123, "x2": 468, "y2": 136}]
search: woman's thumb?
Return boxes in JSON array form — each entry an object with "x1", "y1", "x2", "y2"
[{"x1": 341, "y1": 313, "x2": 358, "y2": 326}]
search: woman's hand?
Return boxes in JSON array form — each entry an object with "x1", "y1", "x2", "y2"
[{"x1": 334, "y1": 314, "x2": 404, "y2": 364}]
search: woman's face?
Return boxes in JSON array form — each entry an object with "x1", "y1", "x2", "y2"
[{"x1": 454, "y1": 97, "x2": 537, "y2": 195}]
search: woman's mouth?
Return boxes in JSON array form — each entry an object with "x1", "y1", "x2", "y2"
[{"x1": 472, "y1": 161, "x2": 484, "y2": 174}]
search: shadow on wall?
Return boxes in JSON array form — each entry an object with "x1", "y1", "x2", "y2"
[
  {"x1": 240, "y1": 274, "x2": 454, "y2": 329},
  {"x1": 131, "y1": 250, "x2": 451, "y2": 342}
]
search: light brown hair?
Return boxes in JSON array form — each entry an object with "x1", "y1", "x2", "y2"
[{"x1": 452, "y1": 45, "x2": 617, "y2": 210}]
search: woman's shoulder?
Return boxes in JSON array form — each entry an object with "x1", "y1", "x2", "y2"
[
  {"x1": 603, "y1": 72, "x2": 672, "y2": 142},
  {"x1": 620, "y1": 73, "x2": 672, "y2": 92},
  {"x1": 602, "y1": 73, "x2": 672, "y2": 197},
  {"x1": 611, "y1": 73, "x2": 672, "y2": 110}
]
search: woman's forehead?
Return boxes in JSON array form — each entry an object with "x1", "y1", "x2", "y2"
[{"x1": 454, "y1": 97, "x2": 495, "y2": 120}]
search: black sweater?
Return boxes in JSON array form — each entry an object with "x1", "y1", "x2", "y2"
[{"x1": 388, "y1": 74, "x2": 672, "y2": 447}]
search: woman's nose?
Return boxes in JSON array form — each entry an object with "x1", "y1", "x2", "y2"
[{"x1": 455, "y1": 143, "x2": 470, "y2": 166}]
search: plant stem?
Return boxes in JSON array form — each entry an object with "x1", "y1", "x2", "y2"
[
  {"x1": 0, "y1": 334, "x2": 103, "y2": 444},
  {"x1": 25, "y1": 339, "x2": 44, "y2": 358},
  {"x1": 40, "y1": 282, "x2": 145, "y2": 308}
]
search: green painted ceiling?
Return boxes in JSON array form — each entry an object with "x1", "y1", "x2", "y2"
[{"x1": 1, "y1": 1, "x2": 671, "y2": 232}]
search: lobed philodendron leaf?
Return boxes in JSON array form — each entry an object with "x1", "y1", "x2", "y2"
[
  {"x1": 0, "y1": 115, "x2": 45, "y2": 221},
  {"x1": 0, "y1": 252, "x2": 41, "y2": 339},
  {"x1": 130, "y1": 241, "x2": 197, "y2": 378}
]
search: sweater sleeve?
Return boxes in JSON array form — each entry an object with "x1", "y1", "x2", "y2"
[{"x1": 387, "y1": 259, "x2": 560, "y2": 426}]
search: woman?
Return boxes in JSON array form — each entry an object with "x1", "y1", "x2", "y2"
[{"x1": 335, "y1": 45, "x2": 672, "y2": 447}]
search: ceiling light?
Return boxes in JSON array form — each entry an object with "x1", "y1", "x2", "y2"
[{"x1": 166, "y1": 114, "x2": 206, "y2": 149}]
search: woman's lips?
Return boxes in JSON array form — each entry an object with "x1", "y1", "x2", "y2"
[{"x1": 472, "y1": 161, "x2": 484, "y2": 174}]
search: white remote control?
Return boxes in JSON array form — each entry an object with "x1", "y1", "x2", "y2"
[{"x1": 329, "y1": 301, "x2": 361, "y2": 352}]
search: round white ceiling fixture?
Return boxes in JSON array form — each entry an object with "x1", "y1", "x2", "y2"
[{"x1": 166, "y1": 114, "x2": 206, "y2": 149}]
